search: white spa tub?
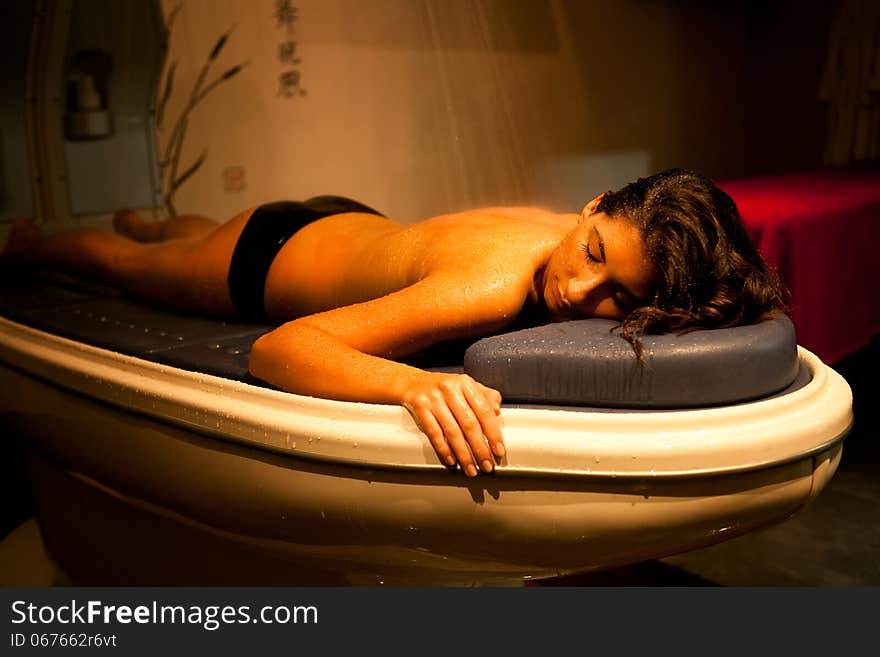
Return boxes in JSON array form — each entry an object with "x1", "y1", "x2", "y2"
[{"x1": 0, "y1": 315, "x2": 852, "y2": 585}]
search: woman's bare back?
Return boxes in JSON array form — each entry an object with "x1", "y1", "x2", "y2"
[{"x1": 263, "y1": 208, "x2": 577, "y2": 323}]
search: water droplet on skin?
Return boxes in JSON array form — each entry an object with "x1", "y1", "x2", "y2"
[{"x1": 594, "y1": 457, "x2": 600, "y2": 463}]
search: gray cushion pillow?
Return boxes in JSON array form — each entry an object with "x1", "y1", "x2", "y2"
[{"x1": 463, "y1": 314, "x2": 799, "y2": 408}]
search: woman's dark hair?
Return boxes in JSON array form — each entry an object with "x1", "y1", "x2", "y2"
[{"x1": 595, "y1": 168, "x2": 789, "y2": 360}]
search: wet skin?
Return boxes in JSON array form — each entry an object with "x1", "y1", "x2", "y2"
[
  {"x1": 3, "y1": 196, "x2": 657, "y2": 477},
  {"x1": 250, "y1": 195, "x2": 657, "y2": 476}
]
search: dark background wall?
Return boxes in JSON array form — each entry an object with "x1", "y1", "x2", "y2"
[
  {"x1": 744, "y1": 0, "x2": 837, "y2": 176},
  {"x1": 560, "y1": 0, "x2": 837, "y2": 182}
]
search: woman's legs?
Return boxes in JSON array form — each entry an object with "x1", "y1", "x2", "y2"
[
  {"x1": 3, "y1": 218, "x2": 128, "y2": 283},
  {"x1": 3, "y1": 209, "x2": 254, "y2": 317},
  {"x1": 113, "y1": 209, "x2": 220, "y2": 242}
]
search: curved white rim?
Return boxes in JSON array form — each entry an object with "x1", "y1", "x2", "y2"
[{"x1": 0, "y1": 316, "x2": 853, "y2": 478}]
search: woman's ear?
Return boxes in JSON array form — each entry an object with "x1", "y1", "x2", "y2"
[{"x1": 580, "y1": 194, "x2": 604, "y2": 220}]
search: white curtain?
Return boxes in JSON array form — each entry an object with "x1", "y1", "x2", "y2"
[{"x1": 819, "y1": 0, "x2": 880, "y2": 165}]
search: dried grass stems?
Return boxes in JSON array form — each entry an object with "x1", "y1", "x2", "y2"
[{"x1": 156, "y1": 3, "x2": 249, "y2": 216}]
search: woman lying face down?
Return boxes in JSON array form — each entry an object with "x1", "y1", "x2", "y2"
[{"x1": 1, "y1": 169, "x2": 787, "y2": 477}]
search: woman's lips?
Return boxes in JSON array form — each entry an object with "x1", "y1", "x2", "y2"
[
  {"x1": 557, "y1": 287, "x2": 572, "y2": 311},
  {"x1": 552, "y1": 283, "x2": 573, "y2": 318}
]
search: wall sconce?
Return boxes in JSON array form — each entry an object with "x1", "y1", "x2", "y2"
[{"x1": 64, "y1": 49, "x2": 113, "y2": 140}]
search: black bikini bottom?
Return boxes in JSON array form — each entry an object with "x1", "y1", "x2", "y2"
[{"x1": 226, "y1": 196, "x2": 384, "y2": 320}]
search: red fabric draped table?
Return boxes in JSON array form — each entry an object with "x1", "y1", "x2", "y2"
[{"x1": 718, "y1": 168, "x2": 880, "y2": 365}]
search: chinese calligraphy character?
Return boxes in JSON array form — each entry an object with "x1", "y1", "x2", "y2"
[
  {"x1": 274, "y1": 0, "x2": 299, "y2": 28},
  {"x1": 278, "y1": 40, "x2": 301, "y2": 65},
  {"x1": 274, "y1": 1, "x2": 304, "y2": 99},
  {"x1": 278, "y1": 69, "x2": 305, "y2": 97}
]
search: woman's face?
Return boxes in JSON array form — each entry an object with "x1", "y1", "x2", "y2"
[{"x1": 540, "y1": 199, "x2": 657, "y2": 320}]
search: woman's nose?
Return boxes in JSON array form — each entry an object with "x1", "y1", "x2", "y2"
[
  {"x1": 566, "y1": 273, "x2": 601, "y2": 306},
  {"x1": 567, "y1": 276, "x2": 616, "y2": 318}
]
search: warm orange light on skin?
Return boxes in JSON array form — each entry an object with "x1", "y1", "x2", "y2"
[{"x1": 538, "y1": 196, "x2": 657, "y2": 320}]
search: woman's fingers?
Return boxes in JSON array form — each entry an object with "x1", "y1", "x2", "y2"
[
  {"x1": 459, "y1": 380, "x2": 505, "y2": 461},
  {"x1": 479, "y1": 384, "x2": 505, "y2": 451},
  {"x1": 404, "y1": 391, "x2": 477, "y2": 474},
  {"x1": 442, "y1": 380, "x2": 495, "y2": 474},
  {"x1": 486, "y1": 387, "x2": 502, "y2": 415},
  {"x1": 431, "y1": 396, "x2": 481, "y2": 477},
  {"x1": 409, "y1": 403, "x2": 456, "y2": 467},
  {"x1": 402, "y1": 373, "x2": 505, "y2": 477}
]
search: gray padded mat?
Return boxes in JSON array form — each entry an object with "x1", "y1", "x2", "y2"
[{"x1": 0, "y1": 269, "x2": 273, "y2": 382}]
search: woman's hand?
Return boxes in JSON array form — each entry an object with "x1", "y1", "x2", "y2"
[{"x1": 401, "y1": 372, "x2": 505, "y2": 477}]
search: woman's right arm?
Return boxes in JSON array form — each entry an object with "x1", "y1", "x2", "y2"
[{"x1": 248, "y1": 276, "x2": 511, "y2": 476}]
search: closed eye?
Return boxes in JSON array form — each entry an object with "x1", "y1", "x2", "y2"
[{"x1": 579, "y1": 242, "x2": 600, "y2": 264}]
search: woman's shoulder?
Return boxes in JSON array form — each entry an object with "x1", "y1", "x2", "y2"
[
  {"x1": 410, "y1": 209, "x2": 570, "y2": 261},
  {"x1": 404, "y1": 208, "x2": 573, "y2": 240},
  {"x1": 462, "y1": 206, "x2": 579, "y2": 227},
  {"x1": 408, "y1": 213, "x2": 562, "y2": 305}
]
